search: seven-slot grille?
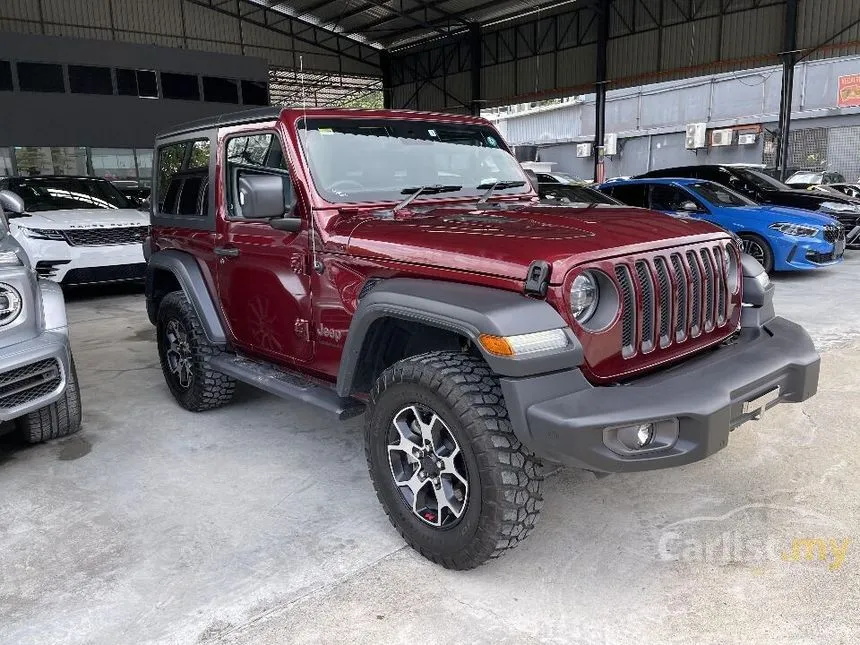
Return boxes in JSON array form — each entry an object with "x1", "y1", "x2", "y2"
[
  {"x1": 614, "y1": 243, "x2": 736, "y2": 359},
  {"x1": 0, "y1": 359, "x2": 62, "y2": 411},
  {"x1": 62, "y1": 226, "x2": 148, "y2": 246},
  {"x1": 823, "y1": 224, "x2": 845, "y2": 244}
]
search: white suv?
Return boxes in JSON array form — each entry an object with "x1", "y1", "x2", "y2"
[{"x1": 0, "y1": 175, "x2": 150, "y2": 286}]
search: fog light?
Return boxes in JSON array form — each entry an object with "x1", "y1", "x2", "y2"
[{"x1": 617, "y1": 423, "x2": 655, "y2": 450}]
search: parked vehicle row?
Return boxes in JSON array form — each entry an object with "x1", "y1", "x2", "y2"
[
  {"x1": 599, "y1": 178, "x2": 845, "y2": 272},
  {"x1": 637, "y1": 164, "x2": 860, "y2": 250},
  {"x1": 2, "y1": 107, "x2": 833, "y2": 572}
]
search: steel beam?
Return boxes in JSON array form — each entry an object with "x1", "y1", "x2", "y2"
[
  {"x1": 775, "y1": 0, "x2": 798, "y2": 182},
  {"x1": 594, "y1": 0, "x2": 609, "y2": 182},
  {"x1": 469, "y1": 24, "x2": 482, "y2": 116}
]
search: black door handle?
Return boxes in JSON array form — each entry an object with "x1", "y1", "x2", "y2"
[{"x1": 214, "y1": 246, "x2": 240, "y2": 258}]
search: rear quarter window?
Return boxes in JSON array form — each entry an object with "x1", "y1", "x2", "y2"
[{"x1": 156, "y1": 138, "x2": 210, "y2": 215}]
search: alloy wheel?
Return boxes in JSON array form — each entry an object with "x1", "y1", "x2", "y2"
[
  {"x1": 164, "y1": 319, "x2": 194, "y2": 389},
  {"x1": 387, "y1": 404, "x2": 469, "y2": 528},
  {"x1": 742, "y1": 238, "x2": 767, "y2": 266}
]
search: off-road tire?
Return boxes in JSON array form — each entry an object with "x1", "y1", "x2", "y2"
[
  {"x1": 365, "y1": 351, "x2": 544, "y2": 570},
  {"x1": 19, "y1": 355, "x2": 82, "y2": 444},
  {"x1": 739, "y1": 233, "x2": 774, "y2": 273},
  {"x1": 157, "y1": 291, "x2": 235, "y2": 412}
]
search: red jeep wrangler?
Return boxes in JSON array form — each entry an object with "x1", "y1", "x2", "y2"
[{"x1": 145, "y1": 107, "x2": 819, "y2": 569}]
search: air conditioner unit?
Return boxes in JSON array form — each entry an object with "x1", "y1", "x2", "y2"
[
  {"x1": 738, "y1": 133, "x2": 757, "y2": 145},
  {"x1": 604, "y1": 133, "x2": 618, "y2": 156},
  {"x1": 685, "y1": 123, "x2": 707, "y2": 150},
  {"x1": 711, "y1": 128, "x2": 734, "y2": 147},
  {"x1": 576, "y1": 143, "x2": 593, "y2": 158}
]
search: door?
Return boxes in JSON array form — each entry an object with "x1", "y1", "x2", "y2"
[{"x1": 215, "y1": 129, "x2": 314, "y2": 364}]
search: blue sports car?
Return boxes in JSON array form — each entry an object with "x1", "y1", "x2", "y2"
[{"x1": 599, "y1": 177, "x2": 846, "y2": 272}]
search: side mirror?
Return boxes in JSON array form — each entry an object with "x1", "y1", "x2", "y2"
[
  {"x1": 0, "y1": 190, "x2": 25, "y2": 215},
  {"x1": 139, "y1": 196, "x2": 151, "y2": 212},
  {"x1": 680, "y1": 201, "x2": 699, "y2": 212},
  {"x1": 238, "y1": 174, "x2": 286, "y2": 219}
]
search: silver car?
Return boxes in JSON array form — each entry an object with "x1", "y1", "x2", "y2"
[{"x1": 0, "y1": 190, "x2": 81, "y2": 443}]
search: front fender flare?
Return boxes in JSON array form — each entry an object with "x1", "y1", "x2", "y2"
[
  {"x1": 336, "y1": 278, "x2": 582, "y2": 397},
  {"x1": 146, "y1": 250, "x2": 226, "y2": 344}
]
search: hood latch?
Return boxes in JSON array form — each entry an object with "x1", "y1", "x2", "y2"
[{"x1": 524, "y1": 260, "x2": 551, "y2": 298}]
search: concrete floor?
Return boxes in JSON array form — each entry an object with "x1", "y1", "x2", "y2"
[{"x1": 1, "y1": 256, "x2": 859, "y2": 645}]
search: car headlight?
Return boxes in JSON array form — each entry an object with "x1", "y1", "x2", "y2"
[
  {"x1": 19, "y1": 227, "x2": 66, "y2": 241},
  {"x1": 0, "y1": 282, "x2": 22, "y2": 326},
  {"x1": 769, "y1": 222, "x2": 819, "y2": 237},
  {"x1": 570, "y1": 271, "x2": 599, "y2": 323}
]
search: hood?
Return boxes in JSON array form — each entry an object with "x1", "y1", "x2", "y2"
[
  {"x1": 743, "y1": 205, "x2": 840, "y2": 226},
  {"x1": 343, "y1": 203, "x2": 728, "y2": 283},
  {"x1": 16, "y1": 208, "x2": 149, "y2": 229},
  {"x1": 766, "y1": 187, "x2": 860, "y2": 205}
]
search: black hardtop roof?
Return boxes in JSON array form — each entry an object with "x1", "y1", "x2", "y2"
[{"x1": 157, "y1": 107, "x2": 283, "y2": 139}]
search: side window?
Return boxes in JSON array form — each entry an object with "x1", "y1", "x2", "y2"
[
  {"x1": 650, "y1": 184, "x2": 693, "y2": 211},
  {"x1": 536, "y1": 173, "x2": 555, "y2": 183},
  {"x1": 177, "y1": 175, "x2": 205, "y2": 215},
  {"x1": 156, "y1": 138, "x2": 210, "y2": 215},
  {"x1": 226, "y1": 133, "x2": 291, "y2": 219},
  {"x1": 609, "y1": 184, "x2": 648, "y2": 207}
]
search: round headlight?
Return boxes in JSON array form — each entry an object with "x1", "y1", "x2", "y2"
[
  {"x1": 570, "y1": 272, "x2": 599, "y2": 323},
  {"x1": 0, "y1": 283, "x2": 22, "y2": 326}
]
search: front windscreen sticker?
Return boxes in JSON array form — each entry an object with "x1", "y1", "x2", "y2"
[
  {"x1": 487, "y1": 136, "x2": 498, "y2": 147},
  {"x1": 318, "y1": 128, "x2": 334, "y2": 135},
  {"x1": 428, "y1": 129, "x2": 438, "y2": 137}
]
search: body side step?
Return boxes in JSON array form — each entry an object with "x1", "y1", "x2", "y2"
[{"x1": 209, "y1": 354, "x2": 365, "y2": 420}]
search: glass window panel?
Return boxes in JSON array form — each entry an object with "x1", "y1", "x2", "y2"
[
  {"x1": 91, "y1": 148, "x2": 137, "y2": 181},
  {"x1": 0, "y1": 148, "x2": 13, "y2": 176},
  {"x1": 188, "y1": 140, "x2": 210, "y2": 169},
  {"x1": 117, "y1": 69, "x2": 158, "y2": 98},
  {"x1": 14, "y1": 147, "x2": 87, "y2": 176},
  {"x1": 161, "y1": 72, "x2": 199, "y2": 101},
  {"x1": 135, "y1": 149, "x2": 153, "y2": 186},
  {"x1": 17, "y1": 62, "x2": 65, "y2": 93},
  {"x1": 203, "y1": 76, "x2": 239, "y2": 104},
  {"x1": 241, "y1": 80, "x2": 268, "y2": 106},
  {"x1": 0, "y1": 61, "x2": 11, "y2": 92},
  {"x1": 68, "y1": 65, "x2": 113, "y2": 95}
]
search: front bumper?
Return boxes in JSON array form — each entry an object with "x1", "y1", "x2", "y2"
[
  {"x1": 500, "y1": 316, "x2": 819, "y2": 473},
  {"x1": 0, "y1": 331, "x2": 71, "y2": 422},
  {"x1": 15, "y1": 235, "x2": 145, "y2": 284},
  {"x1": 780, "y1": 235, "x2": 844, "y2": 269}
]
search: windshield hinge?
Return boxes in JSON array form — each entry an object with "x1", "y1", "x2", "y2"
[{"x1": 524, "y1": 260, "x2": 551, "y2": 298}]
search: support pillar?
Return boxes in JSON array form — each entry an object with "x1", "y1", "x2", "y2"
[
  {"x1": 380, "y1": 51, "x2": 393, "y2": 109},
  {"x1": 469, "y1": 24, "x2": 482, "y2": 116},
  {"x1": 775, "y1": 0, "x2": 799, "y2": 182},
  {"x1": 594, "y1": 0, "x2": 610, "y2": 183}
]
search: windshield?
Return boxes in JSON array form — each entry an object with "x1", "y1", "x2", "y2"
[
  {"x1": 690, "y1": 181, "x2": 756, "y2": 207},
  {"x1": 540, "y1": 184, "x2": 620, "y2": 205},
  {"x1": 8, "y1": 177, "x2": 131, "y2": 212},
  {"x1": 787, "y1": 172, "x2": 822, "y2": 185},
  {"x1": 733, "y1": 168, "x2": 787, "y2": 191},
  {"x1": 298, "y1": 118, "x2": 529, "y2": 204}
]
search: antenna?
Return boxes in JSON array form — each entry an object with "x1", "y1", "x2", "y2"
[{"x1": 300, "y1": 55, "x2": 324, "y2": 275}]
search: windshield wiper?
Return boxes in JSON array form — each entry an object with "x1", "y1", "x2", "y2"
[
  {"x1": 393, "y1": 184, "x2": 462, "y2": 212},
  {"x1": 477, "y1": 180, "x2": 527, "y2": 203}
]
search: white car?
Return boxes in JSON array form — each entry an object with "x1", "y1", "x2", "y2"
[{"x1": 0, "y1": 176, "x2": 150, "y2": 286}]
